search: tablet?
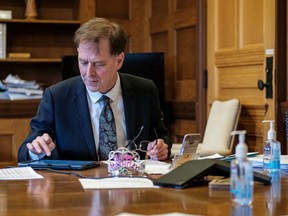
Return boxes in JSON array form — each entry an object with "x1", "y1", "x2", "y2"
[
  {"x1": 179, "y1": 133, "x2": 201, "y2": 155},
  {"x1": 18, "y1": 159, "x2": 100, "y2": 170}
]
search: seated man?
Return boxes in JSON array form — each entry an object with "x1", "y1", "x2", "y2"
[{"x1": 18, "y1": 17, "x2": 172, "y2": 162}]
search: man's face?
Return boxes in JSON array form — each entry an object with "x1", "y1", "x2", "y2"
[{"x1": 77, "y1": 39, "x2": 124, "y2": 93}]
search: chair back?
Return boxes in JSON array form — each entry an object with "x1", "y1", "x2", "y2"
[{"x1": 197, "y1": 98, "x2": 241, "y2": 156}]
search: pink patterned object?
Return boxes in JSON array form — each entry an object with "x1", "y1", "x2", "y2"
[{"x1": 108, "y1": 147, "x2": 146, "y2": 176}]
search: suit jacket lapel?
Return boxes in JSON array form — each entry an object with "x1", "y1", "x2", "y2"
[
  {"x1": 119, "y1": 73, "x2": 137, "y2": 140},
  {"x1": 72, "y1": 78, "x2": 97, "y2": 160}
]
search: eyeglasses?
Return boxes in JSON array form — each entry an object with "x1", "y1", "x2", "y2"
[
  {"x1": 125, "y1": 127, "x2": 158, "y2": 153},
  {"x1": 125, "y1": 140, "x2": 150, "y2": 152}
]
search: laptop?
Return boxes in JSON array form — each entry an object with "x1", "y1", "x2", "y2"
[{"x1": 18, "y1": 159, "x2": 100, "y2": 170}]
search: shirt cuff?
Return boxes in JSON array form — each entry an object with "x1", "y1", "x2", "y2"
[{"x1": 29, "y1": 151, "x2": 45, "y2": 160}]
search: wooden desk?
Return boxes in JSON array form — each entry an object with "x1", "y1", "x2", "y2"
[{"x1": 0, "y1": 163, "x2": 286, "y2": 216}]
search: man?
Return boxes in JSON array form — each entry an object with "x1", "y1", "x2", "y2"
[{"x1": 18, "y1": 17, "x2": 172, "y2": 162}]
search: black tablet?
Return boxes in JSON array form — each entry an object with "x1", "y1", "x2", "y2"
[{"x1": 18, "y1": 159, "x2": 100, "y2": 170}]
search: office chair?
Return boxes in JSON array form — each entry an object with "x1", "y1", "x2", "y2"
[
  {"x1": 196, "y1": 98, "x2": 241, "y2": 157},
  {"x1": 61, "y1": 55, "x2": 80, "y2": 80}
]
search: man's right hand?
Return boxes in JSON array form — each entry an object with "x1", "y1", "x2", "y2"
[{"x1": 26, "y1": 133, "x2": 56, "y2": 156}]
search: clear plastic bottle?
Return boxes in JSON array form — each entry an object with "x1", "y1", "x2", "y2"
[
  {"x1": 230, "y1": 130, "x2": 254, "y2": 205},
  {"x1": 262, "y1": 120, "x2": 281, "y2": 173}
]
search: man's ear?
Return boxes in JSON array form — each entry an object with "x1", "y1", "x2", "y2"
[{"x1": 116, "y1": 52, "x2": 125, "y2": 69}]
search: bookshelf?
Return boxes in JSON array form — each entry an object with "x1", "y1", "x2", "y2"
[
  {"x1": 0, "y1": 0, "x2": 81, "y2": 88},
  {"x1": 0, "y1": 0, "x2": 95, "y2": 167}
]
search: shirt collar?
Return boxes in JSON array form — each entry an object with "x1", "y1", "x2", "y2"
[{"x1": 86, "y1": 73, "x2": 121, "y2": 104}]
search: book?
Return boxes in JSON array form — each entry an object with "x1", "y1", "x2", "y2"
[
  {"x1": 0, "y1": 23, "x2": 7, "y2": 59},
  {"x1": 0, "y1": 10, "x2": 12, "y2": 19},
  {"x1": 8, "y1": 52, "x2": 31, "y2": 59}
]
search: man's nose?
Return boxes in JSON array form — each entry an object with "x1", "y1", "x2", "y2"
[{"x1": 87, "y1": 63, "x2": 96, "y2": 75}]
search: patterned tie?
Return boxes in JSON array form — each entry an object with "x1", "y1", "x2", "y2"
[{"x1": 98, "y1": 95, "x2": 118, "y2": 160}]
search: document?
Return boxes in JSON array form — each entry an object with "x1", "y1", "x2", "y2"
[
  {"x1": 0, "y1": 167, "x2": 44, "y2": 180},
  {"x1": 144, "y1": 160, "x2": 171, "y2": 174},
  {"x1": 79, "y1": 177, "x2": 159, "y2": 189}
]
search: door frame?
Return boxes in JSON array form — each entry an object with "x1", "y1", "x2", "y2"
[
  {"x1": 276, "y1": 0, "x2": 287, "y2": 154},
  {"x1": 196, "y1": 0, "x2": 207, "y2": 135}
]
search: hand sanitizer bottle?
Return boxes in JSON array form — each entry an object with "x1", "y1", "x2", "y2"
[
  {"x1": 230, "y1": 130, "x2": 253, "y2": 205},
  {"x1": 262, "y1": 120, "x2": 281, "y2": 173}
]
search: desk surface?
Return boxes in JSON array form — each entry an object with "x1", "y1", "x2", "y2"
[{"x1": 0, "y1": 163, "x2": 286, "y2": 216}]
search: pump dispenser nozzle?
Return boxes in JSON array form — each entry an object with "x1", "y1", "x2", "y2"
[
  {"x1": 262, "y1": 120, "x2": 276, "y2": 140},
  {"x1": 231, "y1": 130, "x2": 247, "y2": 159}
]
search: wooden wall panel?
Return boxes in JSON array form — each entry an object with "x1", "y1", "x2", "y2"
[
  {"x1": 176, "y1": 0, "x2": 196, "y2": 11},
  {"x1": 240, "y1": 0, "x2": 264, "y2": 47},
  {"x1": 217, "y1": 0, "x2": 237, "y2": 50},
  {"x1": 149, "y1": 0, "x2": 198, "y2": 141},
  {"x1": 151, "y1": 33, "x2": 172, "y2": 99},
  {"x1": 0, "y1": 119, "x2": 31, "y2": 167},
  {"x1": 218, "y1": 65, "x2": 263, "y2": 104},
  {"x1": 95, "y1": 0, "x2": 129, "y2": 19},
  {"x1": 152, "y1": 0, "x2": 167, "y2": 16},
  {"x1": 174, "y1": 80, "x2": 196, "y2": 101},
  {"x1": 176, "y1": 27, "x2": 195, "y2": 81}
]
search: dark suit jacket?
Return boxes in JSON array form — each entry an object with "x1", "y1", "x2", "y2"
[{"x1": 18, "y1": 73, "x2": 172, "y2": 162}]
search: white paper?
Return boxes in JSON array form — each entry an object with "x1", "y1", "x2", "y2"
[
  {"x1": 79, "y1": 177, "x2": 159, "y2": 189},
  {"x1": 198, "y1": 153, "x2": 224, "y2": 160},
  {"x1": 8, "y1": 93, "x2": 43, "y2": 100},
  {"x1": 248, "y1": 154, "x2": 288, "y2": 169},
  {"x1": 144, "y1": 160, "x2": 171, "y2": 174},
  {"x1": 0, "y1": 167, "x2": 44, "y2": 180},
  {"x1": 117, "y1": 213, "x2": 195, "y2": 216}
]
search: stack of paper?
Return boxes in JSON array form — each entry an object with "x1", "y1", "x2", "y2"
[{"x1": 1, "y1": 74, "x2": 43, "y2": 100}]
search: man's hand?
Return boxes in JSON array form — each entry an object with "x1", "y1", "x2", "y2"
[
  {"x1": 26, "y1": 133, "x2": 56, "y2": 156},
  {"x1": 147, "y1": 139, "x2": 169, "y2": 161}
]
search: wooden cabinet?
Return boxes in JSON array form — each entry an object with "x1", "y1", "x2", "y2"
[{"x1": 0, "y1": 118, "x2": 31, "y2": 167}]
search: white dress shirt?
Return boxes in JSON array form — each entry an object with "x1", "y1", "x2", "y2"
[{"x1": 86, "y1": 73, "x2": 127, "y2": 159}]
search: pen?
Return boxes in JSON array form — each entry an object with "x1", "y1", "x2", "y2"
[
  {"x1": 145, "y1": 127, "x2": 158, "y2": 159},
  {"x1": 154, "y1": 127, "x2": 158, "y2": 148}
]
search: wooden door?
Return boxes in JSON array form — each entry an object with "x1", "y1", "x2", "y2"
[{"x1": 207, "y1": 0, "x2": 276, "y2": 153}]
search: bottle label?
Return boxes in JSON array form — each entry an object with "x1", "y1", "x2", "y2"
[{"x1": 263, "y1": 141, "x2": 281, "y2": 172}]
